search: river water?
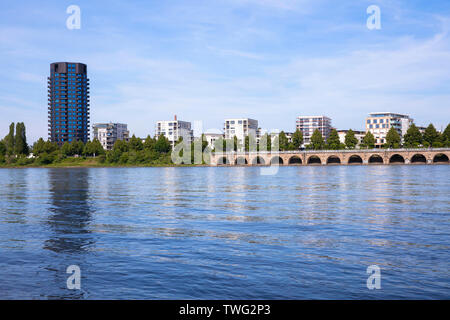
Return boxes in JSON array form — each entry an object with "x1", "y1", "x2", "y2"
[{"x1": 0, "y1": 166, "x2": 449, "y2": 299}]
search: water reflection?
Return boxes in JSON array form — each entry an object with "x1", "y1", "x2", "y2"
[{"x1": 44, "y1": 169, "x2": 93, "y2": 254}]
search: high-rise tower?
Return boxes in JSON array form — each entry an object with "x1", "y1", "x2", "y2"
[{"x1": 48, "y1": 62, "x2": 90, "y2": 145}]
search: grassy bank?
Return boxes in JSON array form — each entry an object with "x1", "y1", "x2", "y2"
[{"x1": 0, "y1": 156, "x2": 207, "y2": 168}]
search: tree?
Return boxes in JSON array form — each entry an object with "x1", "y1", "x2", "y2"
[
  {"x1": 403, "y1": 124, "x2": 422, "y2": 148},
  {"x1": 4, "y1": 122, "x2": 15, "y2": 155},
  {"x1": 83, "y1": 139, "x2": 104, "y2": 156},
  {"x1": 61, "y1": 141, "x2": 72, "y2": 156},
  {"x1": 259, "y1": 133, "x2": 271, "y2": 151},
  {"x1": 278, "y1": 131, "x2": 289, "y2": 151},
  {"x1": 360, "y1": 131, "x2": 375, "y2": 149},
  {"x1": 14, "y1": 122, "x2": 29, "y2": 155},
  {"x1": 442, "y1": 123, "x2": 450, "y2": 147},
  {"x1": 129, "y1": 135, "x2": 143, "y2": 151},
  {"x1": 345, "y1": 129, "x2": 358, "y2": 149},
  {"x1": 0, "y1": 140, "x2": 6, "y2": 156},
  {"x1": 33, "y1": 138, "x2": 46, "y2": 155},
  {"x1": 233, "y1": 135, "x2": 239, "y2": 152},
  {"x1": 43, "y1": 140, "x2": 59, "y2": 154},
  {"x1": 74, "y1": 140, "x2": 84, "y2": 155},
  {"x1": 326, "y1": 129, "x2": 342, "y2": 150},
  {"x1": 143, "y1": 135, "x2": 155, "y2": 150},
  {"x1": 292, "y1": 129, "x2": 303, "y2": 150},
  {"x1": 154, "y1": 134, "x2": 171, "y2": 153},
  {"x1": 309, "y1": 129, "x2": 325, "y2": 150},
  {"x1": 423, "y1": 124, "x2": 440, "y2": 147},
  {"x1": 113, "y1": 139, "x2": 129, "y2": 153},
  {"x1": 384, "y1": 127, "x2": 401, "y2": 148}
]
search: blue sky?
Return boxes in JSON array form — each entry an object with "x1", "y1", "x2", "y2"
[{"x1": 1, "y1": 0, "x2": 450, "y2": 142}]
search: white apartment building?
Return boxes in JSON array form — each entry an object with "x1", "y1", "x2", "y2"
[
  {"x1": 337, "y1": 130, "x2": 365, "y2": 148},
  {"x1": 155, "y1": 115, "x2": 194, "y2": 148},
  {"x1": 223, "y1": 118, "x2": 259, "y2": 143},
  {"x1": 92, "y1": 123, "x2": 129, "y2": 150},
  {"x1": 296, "y1": 116, "x2": 332, "y2": 144},
  {"x1": 365, "y1": 112, "x2": 413, "y2": 147}
]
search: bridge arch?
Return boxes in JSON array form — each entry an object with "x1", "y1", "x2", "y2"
[
  {"x1": 433, "y1": 153, "x2": 449, "y2": 163},
  {"x1": 327, "y1": 156, "x2": 341, "y2": 164},
  {"x1": 217, "y1": 156, "x2": 230, "y2": 165},
  {"x1": 410, "y1": 154, "x2": 426, "y2": 164},
  {"x1": 270, "y1": 156, "x2": 284, "y2": 165},
  {"x1": 368, "y1": 154, "x2": 384, "y2": 164},
  {"x1": 389, "y1": 154, "x2": 405, "y2": 164},
  {"x1": 251, "y1": 156, "x2": 265, "y2": 165},
  {"x1": 235, "y1": 157, "x2": 248, "y2": 165},
  {"x1": 307, "y1": 155, "x2": 321, "y2": 165},
  {"x1": 288, "y1": 156, "x2": 302, "y2": 165},
  {"x1": 348, "y1": 155, "x2": 363, "y2": 164}
]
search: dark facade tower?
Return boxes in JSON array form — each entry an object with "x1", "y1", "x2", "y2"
[{"x1": 48, "y1": 62, "x2": 90, "y2": 145}]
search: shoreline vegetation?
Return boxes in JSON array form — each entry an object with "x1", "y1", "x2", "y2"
[{"x1": 1, "y1": 122, "x2": 449, "y2": 169}]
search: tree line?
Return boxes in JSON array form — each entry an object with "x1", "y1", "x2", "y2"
[
  {"x1": 1, "y1": 122, "x2": 449, "y2": 166},
  {"x1": 0, "y1": 122, "x2": 173, "y2": 166}
]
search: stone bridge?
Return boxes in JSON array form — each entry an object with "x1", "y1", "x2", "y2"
[{"x1": 210, "y1": 148, "x2": 450, "y2": 166}]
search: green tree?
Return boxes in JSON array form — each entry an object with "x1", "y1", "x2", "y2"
[
  {"x1": 278, "y1": 131, "x2": 289, "y2": 151},
  {"x1": 442, "y1": 123, "x2": 450, "y2": 147},
  {"x1": 4, "y1": 122, "x2": 15, "y2": 155},
  {"x1": 233, "y1": 135, "x2": 239, "y2": 152},
  {"x1": 14, "y1": 122, "x2": 29, "y2": 155},
  {"x1": 384, "y1": 127, "x2": 401, "y2": 148},
  {"x1": 43, "y1": 140, "x2": 59, "y2": 154},
  {"x1": 32, "y1": 138, "x2": 46, "y2": 155},
  {"x1": 0, "y1": 140, "x2": 6, "y2": 156},
  {"x1": 74, "y1": 140, "x2": 85, "y2": 155},
  {"x1": 61, "y1": 142, "x2": 72, "y2": 156},
  {"x1": 292, "y1": 129, "x2": 303, "y2": 150},
  {"x1": 154, "y1": 134, "x2": 171, "y2": 153},
  {"x1": 309, "y1": 129, "x2": 325, "y2": 150},
  {"x1": 83, "y1": 139, "x2": 105, "y2": 156},
  {"x1": 403, "y1": 124, "x2": 423, "y2": 148},
  {"x1": 344, "y1": 129, "x2": 358, "y2": 149},
  {"x1": 423, "y1": 124, "x2": 440, "y2": 147},
  {"x1": 113, "y1": 139, "x2": 129, "y2": 153},
  {"x1": 326, "y1": 129, "x2": 342, "y2": 150},
  {"x1": 360, "y1": 131, "x2": 375, "y2": 149},
  {"x1": 259, "y1": 133, "x2": 271, "y2": 151},
  {"x1": 143, "y1": 135, "x2": 155, "y2": 150},
  {"x1": 129, "y1": 135, "x2": 143, "y2": 151}
]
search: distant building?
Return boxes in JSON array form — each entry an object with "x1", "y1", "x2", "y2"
[
  {"x1": 296, "y1": 116, "x2": 332, "y2": 144},
  {"x1": 155, "y1": 115, "x2": 194, "y2": 148},
  {"x1": 224, "y1": 118, "x2": 259, "y2": 143},
  {"x1": 366, "y1": 112, "x2": 413, "y2": 147},
  {"x1": 204, "y1": 132, "x2": 223, "y2": 149},
  {"x1": 48, "y1": 62, "x2": 90, "y2": 146},
  {"x1": 92, "y1": 123, "x2": 130, "y2": 150},
  {"x1": 337, "y1": 130, "x2": 365, "y2": 148}
]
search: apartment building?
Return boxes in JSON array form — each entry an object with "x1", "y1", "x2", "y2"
[
  {"x1": 48, "y1": 62, "x2": 90, "y2": 145},
  {"x1": 296, "y1": 116, "x2": 332, "y2": 144},
  {"x1": 365, "y1": 112, "x2": 412, "y2": 147},
  {"x1": 223, "y1": 118, "x2": 259, "y2": 143},
  {"x1": 155, "y1": 115, "x2": 194, "y2": 148},
  {"x1": 92, "y1": 123, "x2": 130, "y2": 150}
]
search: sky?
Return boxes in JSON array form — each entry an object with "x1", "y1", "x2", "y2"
[{"x1": 0, "y1": 0, "x2": 450, "y2": 143}]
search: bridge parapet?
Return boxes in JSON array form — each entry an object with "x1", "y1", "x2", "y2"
[{"x1": 210, "y1": 148, "x2": 450, "y2": 166}]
